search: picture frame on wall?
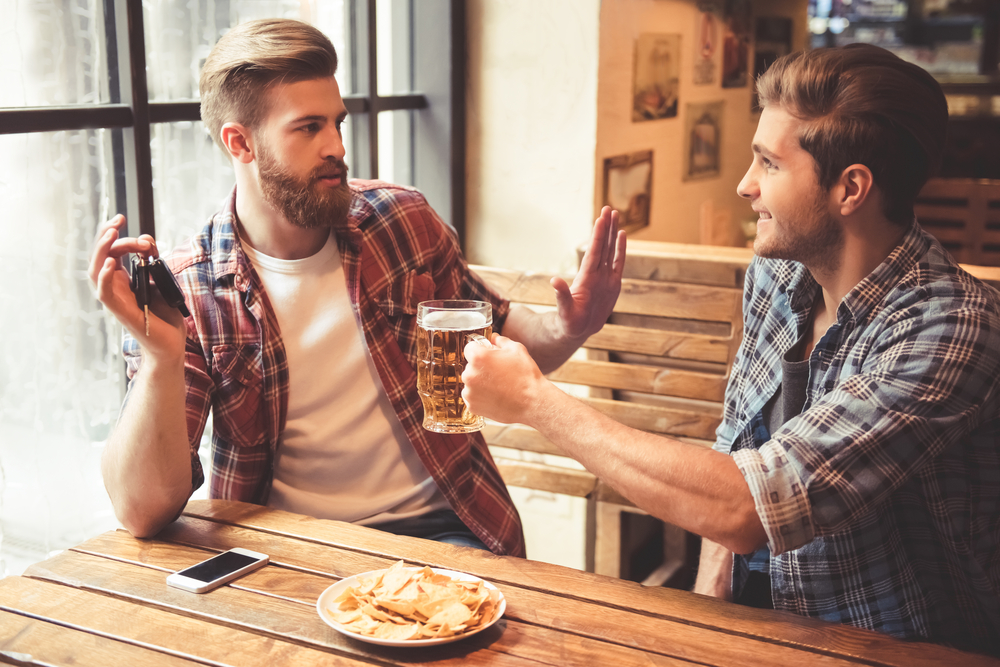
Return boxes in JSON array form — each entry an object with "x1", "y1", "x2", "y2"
[
  {"x1": 694, "y1": 2, "x2": 719, "y2": 85},
  {"x1": 683, "y1": 101, "x2": 724, "y2": 181},
  {"x1": 632, "y1": 33, "x2": 681, "y2": 122},
  {"x1": 603, "y1": 151, "x2": 653, "y2": 233},
  {"x1": 722, "y1": 0, "x2": 752, "y2": 88}
]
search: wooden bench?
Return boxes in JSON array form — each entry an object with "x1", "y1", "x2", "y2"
[
  {"x1": 473, "y1": 239, "x2": 1000, "y2": 585},
  {"x1": 915, "y1": 177, "x2": 1000, "y2": 267}
]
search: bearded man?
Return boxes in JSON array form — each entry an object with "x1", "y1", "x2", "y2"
[{"x1": 88, "y1": 18, "x2": 626, "y2": 556}]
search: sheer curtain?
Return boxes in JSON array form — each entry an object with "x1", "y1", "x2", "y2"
[{"x1": 0, "y1": 0, "x2": 344, "y2": 576}]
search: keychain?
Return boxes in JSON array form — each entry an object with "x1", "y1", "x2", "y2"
[{"x1": 130, "y1": 250, "x2": 190, "y2": 336}]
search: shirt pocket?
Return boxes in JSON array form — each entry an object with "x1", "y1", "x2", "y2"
[
  {"x1": 378, "y1": 270, "x2": 436, "y2": 317},
  {"x1": 210, "y1": 343, "x2": 266, "y2": 448}
]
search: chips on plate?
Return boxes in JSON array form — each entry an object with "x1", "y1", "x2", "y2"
[{"x1": 323, "y1": 561, "x2": 503, "y2": 641}]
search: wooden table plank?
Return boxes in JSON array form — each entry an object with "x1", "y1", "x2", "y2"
[
  {"x1": 23, "y1": 550, "x2": 548, "y2": 667},
  {"x1": 67, "y1": 526, "x2": 871, "y2": 667},
  {"x1": 178, "y1": 500, "x2": 1000, "y2": 667},
  {"x1": 0, "y1": 577, "x2": 369, "y2": 667},
  {"x1": 0, "y1": 608, "x2": 201, "y2": 667}
]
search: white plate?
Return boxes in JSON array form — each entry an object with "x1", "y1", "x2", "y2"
[{"x1": 316, "y1": 566, "x2": 507, "y2": 647}]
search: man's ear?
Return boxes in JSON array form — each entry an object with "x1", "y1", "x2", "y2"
[
  {"x1": 835, "y1": 163, "x2": 875, "y2": 216},
  {"x1": 220, "y1": 123, "x2": 255, "y2": 164}
]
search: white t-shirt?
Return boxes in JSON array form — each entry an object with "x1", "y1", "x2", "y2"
[{"x1": 243, "y1": 233, "x2": 448, "y2": 525}]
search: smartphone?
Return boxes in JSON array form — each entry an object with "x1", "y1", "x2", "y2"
[{"x1": 166, "y1": 548, "x2": 269, "y2": 593}]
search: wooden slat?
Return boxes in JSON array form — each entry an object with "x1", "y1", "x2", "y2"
[
  {"x1": 495, "y1": 458, "x2": 597, "y2": 497},
  {"x1": 580, "y1": 396, "x2": 721, "y2": 439},
  {"x1": 0, "y1": 608, "x2": 201, "y2": 666},
  {"x1": 0, "y1": 578, "x2": 367, "y2": 667},
  {"x1": 484, "y1": 422, "x2": 567, "y2": 456},
  {"x1": 173, "y1": 502, "x2": 1000, "y2": 667},
  {"x1": 584, "y1": 323, "x2": 731, "y2": 363},
  {"x1": 473, "y1": 266, "x2": 742, "y2": 323},
  {"x1": 549, "y1": 358, "x2": 728, "y2": 402},
  {"x1": 582, "y1": 239, "x2": 753, "y2": 288}
]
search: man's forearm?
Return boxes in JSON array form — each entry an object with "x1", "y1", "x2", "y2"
[
  {"x1": 501, "y1": 306, "x2": 586, "y2": 374},
  {"x1": 102, "y1": 354, "x2": 192, "y2": 537},
  {"x1": 527, "y1": 382, "x2": 767, "y2": 553}
]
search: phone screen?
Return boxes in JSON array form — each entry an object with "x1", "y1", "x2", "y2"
[{"x1": 178, "y1": 551, "x2": 259, "y2": 583}]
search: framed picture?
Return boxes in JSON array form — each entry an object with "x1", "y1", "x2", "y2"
[
  {"x1": 693, "y1": 2, "x2": 719, "y2": 85},
  {"x1": 602, "y1": 151, "x2": 653, "y2": 233},
  {"x1": 721, "y1": 0, "x2": 752, "y2": 88},
  {"x1": 632, "y1": 34, "x2": 680, "y2": 122},
  {"x1": 683, "y1": 102, "x2": 724, "y2": 181}
]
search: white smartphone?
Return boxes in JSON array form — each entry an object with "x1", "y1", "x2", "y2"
[{"x1": 166, "y1": 547, "x2": 269, "y2": 593}]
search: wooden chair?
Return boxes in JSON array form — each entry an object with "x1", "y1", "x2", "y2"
[
  {"x1": 473, "y1": 245, "x2": 745, "y2": 584},
  {"x1": 915, "y1": 178, "x2": 1000, "y2": 267}
]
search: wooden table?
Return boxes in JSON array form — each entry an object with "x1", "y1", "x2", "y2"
[{"x1": 0, "y1": 500, "x2": 995, "y2": 666}]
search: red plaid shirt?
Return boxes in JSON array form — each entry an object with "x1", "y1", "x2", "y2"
[{"x1": 123, "y1": 182, "x2": 526, "y2": 556}]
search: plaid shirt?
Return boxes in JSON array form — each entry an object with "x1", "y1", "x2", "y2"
[
  {"x1": 715, "y1": 222, "x2": 1000, "y2": 652},
  {"x1": 123, "y1": 182, "x2": 526, "y2": 557}
]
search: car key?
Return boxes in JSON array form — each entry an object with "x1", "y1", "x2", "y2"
[
  {"x1": 130, "y1": 255, "x2": 151, "y2": 336},
  {"x1": 148, "y1": 258, "x2": 191, "y2": 317}
]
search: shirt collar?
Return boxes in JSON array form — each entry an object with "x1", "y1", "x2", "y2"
[
  {"x1": 838, "y1": 220, "x2": 929, "y2": 324},
  {"x1": 208, "y1": 184, "x2": 376, "y2": 287}
]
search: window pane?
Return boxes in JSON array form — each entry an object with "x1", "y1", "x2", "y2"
[
  {"x1": 378, "y1": 109, "x2": 414, "y2": 186},
  {"x1": 0, "y1": 0, "x2": 111, "y2": 107},
  {"x1": 150, "y1": 121, "x2": 235, "y2": 255},
  {"x1": 0, "y1": 130, "x2": 123, "y2": 575},
  {"x1": 143, "y1": 0, "x2": 350, "y2": 102},
  {"x1": 376, "y1": 0, "x2": 413, "y2": 96}
]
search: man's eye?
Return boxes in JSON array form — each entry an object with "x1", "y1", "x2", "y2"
[
  {"x1": 301, "y1": 123, "x2": 320, "y2": 133},
  {"x1": 762, "y1": 157, "x2": 775, "y2": 169}
]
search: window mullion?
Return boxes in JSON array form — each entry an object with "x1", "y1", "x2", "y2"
[{"x1": 120, "y1": 0, "x2": 155, "y2": 239}]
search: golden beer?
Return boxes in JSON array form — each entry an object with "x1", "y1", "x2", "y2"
[{"x1": 416, "y1": 301, "x2": 492, "y2": 433}]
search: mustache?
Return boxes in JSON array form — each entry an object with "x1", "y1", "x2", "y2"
[{"x1": 312, "y1": 158, "x2": 349, "y2": 182}]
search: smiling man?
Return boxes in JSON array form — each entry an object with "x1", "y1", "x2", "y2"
[
  {"x1": 88, "y1": 19, "x2": 625, "y2": 559},
  {"x1": 461, "y1": 44, "x2": 1000, "y2": 653}
]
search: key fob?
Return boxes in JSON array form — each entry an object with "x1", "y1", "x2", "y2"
[
  {"x1": 130, "y1": 256, "x2": 150, "y2": 307},
  {"x1": 148, "y1": 258, "x2": 191, "y2": 317}
]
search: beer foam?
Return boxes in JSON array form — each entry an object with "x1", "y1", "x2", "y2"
[{"x1": 421, "y1": 310, "x2": 489, "y2": 330}]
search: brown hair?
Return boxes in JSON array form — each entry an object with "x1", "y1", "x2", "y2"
[
  {"x1": 199, "y1": 19, "x2": 338, "y2": 153},
  {"x1": 756, "y1": 44, "x2": 948, "y2": 225}
]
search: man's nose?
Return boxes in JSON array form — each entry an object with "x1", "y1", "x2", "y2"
[
  {"x1": 322, "y1": 125, "x2": 346, "y2": 161},
  {"x1": 736, "y1": 164, "x2": 757, "y2": 199}
]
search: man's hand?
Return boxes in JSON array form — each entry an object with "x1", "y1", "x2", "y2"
[
  {"x1": 551, "y1": 206, "x2": 627, "y2": 342},
  {"x1": 88, "y1": 214, "x2": 186, "y2": 361},
  {"x1": 462, "y1": 334, "x2": 551, "y2": 426}
]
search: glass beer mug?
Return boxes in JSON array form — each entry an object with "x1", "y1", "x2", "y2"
[{"x1": 416, "y1": 300, "x2": 492, "y2": 433}]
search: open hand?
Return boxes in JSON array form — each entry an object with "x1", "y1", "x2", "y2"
[{"x1": 551, "y1": 206, "x2": 626, "y2": 342}]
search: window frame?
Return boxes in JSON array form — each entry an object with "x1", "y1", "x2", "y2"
[{"x1": 0, "y1": 0, "x2": 466, "y2": 243}]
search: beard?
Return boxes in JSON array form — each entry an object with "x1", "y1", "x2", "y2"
[
  {"x1": 754, "y1": 191, "x2": 844, "y2": 275},
  {"x1": 256, "y1": 143, "x2": 355, "y2": 229}
]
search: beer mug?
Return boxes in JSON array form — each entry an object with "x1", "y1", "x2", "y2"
[{"x1": 416, "y1": 300, "x2": 492, "y2": 433}]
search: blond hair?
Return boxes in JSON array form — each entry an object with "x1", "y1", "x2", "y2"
[
  {"x1": 199, "y1": 19, "x2": 338, "y2": 153},
  {"x1": 756, "y1": 44, "x2": 948, "y2": 225}
]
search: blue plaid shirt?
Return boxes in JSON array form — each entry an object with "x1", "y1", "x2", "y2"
[{"x1": 715, "y1": 222, "x2": 1000, "y2": 653}]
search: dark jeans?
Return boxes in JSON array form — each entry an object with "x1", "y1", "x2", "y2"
[
  {"x1": 736, "y1": 571, "x2": 774, "y2": 609},
  {"x1": 371, "y1": 509, "x2": 490, "y2": 551}
]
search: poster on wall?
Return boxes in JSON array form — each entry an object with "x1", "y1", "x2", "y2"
[
  {"x1": 683, "y1": 102, "x2": 724, "y2": 181},
  {"x1": 632, "y1": 34, "x2": 680, "y2": 122},
  {"x1": 694, "y1": 2, "x2": 719, "y2": 85},
  {"x1": 721, "y1": 0, "x2": 752, "y2": 88},
  {"x1": 603, "y1": 151, "x2": 653, "y2": 233},
  {"x1": 753, "y1": 17, "x2": 793, "y2": 112}
]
